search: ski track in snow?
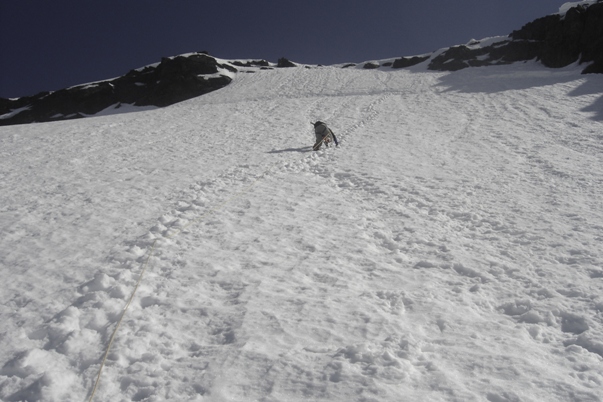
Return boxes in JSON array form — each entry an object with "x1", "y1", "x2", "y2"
[{"x1": 0, "y1": 63, "x2": 602, "y2": 401}]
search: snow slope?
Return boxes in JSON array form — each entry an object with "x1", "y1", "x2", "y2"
[{"x1": 1, "y1": 60, "x2": 602, "y2": 401}]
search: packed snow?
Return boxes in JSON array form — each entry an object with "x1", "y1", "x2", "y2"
[{"x1": 1, "y1": 58, "x2": 602, "y2": 401}]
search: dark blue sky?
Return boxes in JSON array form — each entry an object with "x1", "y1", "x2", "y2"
[{"x1": 1, "y1": 1, "x2": 564, "y2": 98}]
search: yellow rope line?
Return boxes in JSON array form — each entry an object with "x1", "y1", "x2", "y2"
[
  {"x1": 88, "y1": 239, "x2": 158, "y2": 401},
  {"x1": 87, "y1": 161, "x2": 281, "y2": 402}
]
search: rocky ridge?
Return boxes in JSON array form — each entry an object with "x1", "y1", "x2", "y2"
[
  {"x1": 0, "y1": 54, "x2": 266, "y2": 126},
  {"x1": 1, "y1": 1, "x2": 602, "y2": 126}
]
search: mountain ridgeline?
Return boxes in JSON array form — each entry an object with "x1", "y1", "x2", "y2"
[{"x1": 1, "y1": 1, "x2": 602, "y2": 126}]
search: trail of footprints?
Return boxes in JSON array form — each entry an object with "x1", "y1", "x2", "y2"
[
  {"x1": 292, "y1": 97, "x2": 603, "y2": 394},
  {"x1": 0, "y1": 96, "x2": 380, "y2": 398},
  {"x1": 319, "y1": 159, "x2": 603, "y2": 369},
  {"x1": 5, "y1": 92, "x2": 601, "y2": 399},
  {"x1": 0, "y1": 161, "x2": 274, "y2": 399}
]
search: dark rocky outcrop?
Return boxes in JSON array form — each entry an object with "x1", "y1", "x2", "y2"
[
  {"x1": 511, "y1": 1, "x2": 603, "y2": 73},
  {"x1": 363, "y1": 62, "x2": 380, "y2": 69},
  {"x1": 379, "y1": 2, "x2": 603, "y2": 74},
  {"x1": 427, "y1": 40, "x2": 542, "y2": 71},
  {"x1": 392, "y1": 55, "x2": 430, "y2": 69},
  {"x1": 512, "y1": 2, "x2": 603, "y2": 73},
  {"x1": 426, "y1": 1, "x2": 603, "y2": 73},
  {"x1": 277, "y1": 57, "x2": 297, "y2": 68},
  {"x1": 0, "y1": 53, "x2": 235, "y2": 126},
  {"x1": 231, "y1": 60, "x2": 270, "y2": 67}
]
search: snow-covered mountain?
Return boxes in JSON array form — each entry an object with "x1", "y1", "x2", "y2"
[
  {"x1": 2, "y1": 1, "x2": 603, "y2": 127},
  {"x1": 1, "y1": 2, "x2": 603, "y2": 402}
]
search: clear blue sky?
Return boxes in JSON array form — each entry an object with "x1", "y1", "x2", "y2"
[{"x1": 1, "y1": 1, "x2": 564, "y2": 98}]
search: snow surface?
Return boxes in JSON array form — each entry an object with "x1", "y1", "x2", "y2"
[{"x1": 1, "y1": 60, "x2": 602, "y2": 401}]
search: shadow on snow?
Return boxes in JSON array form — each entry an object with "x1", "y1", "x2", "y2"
[
  {"x1": 267, "y1": 146, "x2": 313, "y2": 154},
  {"x1": 434, "y1": 62, "x2": 603, "y2": 121}
]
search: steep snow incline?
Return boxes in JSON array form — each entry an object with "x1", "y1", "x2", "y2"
[{"x1": 0, "y1": 63, "x2": 602, "y2": 401}]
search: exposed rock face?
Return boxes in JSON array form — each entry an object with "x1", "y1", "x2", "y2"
[
  {"x1": 511, "y1": 2, "x2": 603, "y2": 73},
  {"x1": 426, "y1": 1, "x2": 603, "y2": 73},
  {"x1": 231, "y1": 60, "x2": 270, "y2": 68},
  {"x1": 392, "y1": 56, "x2": 430, "y2": 69},
  {"x1": 362, "y1": 62, "x2": 380, "y2": 69},
  {"x1": 0, "y1": 53, "x2": 235, "y2": 126},
  {"x1": 429, "y1": 2, "x2": 603, "y2": 73},
  {"x1": 514, "y1": 7, "x2": 583, "y2": 67},
  {"x1": 427, "y1": 40, "x2": 542, "y2": 72},
  {"x1": 581, "y1": 3, "x2": 603, "y2": 73},
  {"x1": 277, "y1": 58, "x2": 297, "y2": 68}
]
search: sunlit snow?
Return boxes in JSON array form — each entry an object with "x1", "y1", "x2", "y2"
[{"x1": 1, "y1": 59, "x2": 602, "y2": 401}]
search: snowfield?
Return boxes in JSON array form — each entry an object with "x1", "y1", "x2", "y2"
[{"x1": 1, "y1": 59, "x2": 602, "y2": 401}]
